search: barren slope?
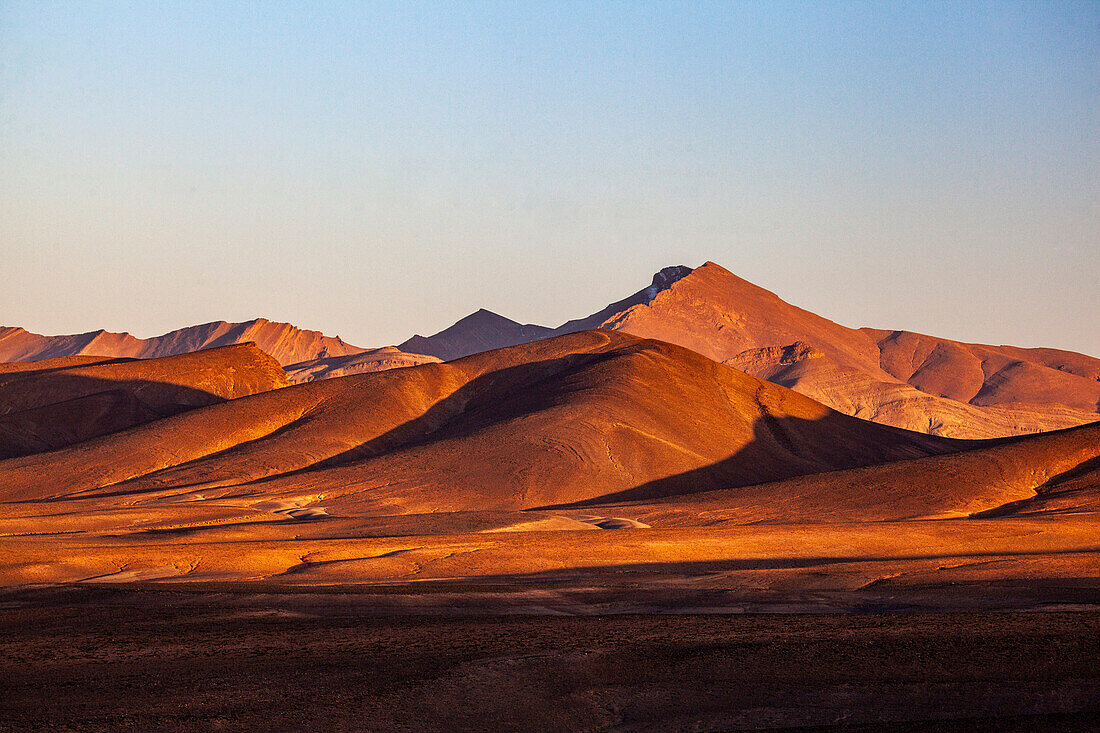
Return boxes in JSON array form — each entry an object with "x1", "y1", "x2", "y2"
[
  {"x1": 0, "y1": 332, "x2": 1095, "y2": 599},
  {"x1": 726, "y1": 342, "x2": 1095, "y2": 437},
  {"x1": 599, "y1": 263, "x2": 1100, "y2": 437}
]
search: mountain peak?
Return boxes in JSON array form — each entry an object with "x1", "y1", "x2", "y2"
[
  {"x1": 399, "y1": 308, "x2": 554, "y2": 361},
  {"x1": 453, "y1": 309, "x2": 522, "y2": 329},
  {"x1": 644, "y1": 265, "x2": 694, "y2": 301}
]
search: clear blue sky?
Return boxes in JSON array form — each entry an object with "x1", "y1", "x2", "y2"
[{"x1": 2, "y1": 1, "x2": 1097, "y2": 354}]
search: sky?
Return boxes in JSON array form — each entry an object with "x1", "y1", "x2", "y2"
[{"x1": 1, "y1": 1, "x2": 1098, "y2": 355}]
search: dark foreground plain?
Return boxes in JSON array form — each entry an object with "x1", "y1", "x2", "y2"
[{"x1": 1, "y1": 587, "x2": 1097, "y2": 732}]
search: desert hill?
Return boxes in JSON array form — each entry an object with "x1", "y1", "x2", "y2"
[
  {"x1": 284, "y1": 347, "x2": 441, "y2": 384},
  {"x1": 0, "y1": 330, "x2": 958, "y2": 511},
  {"x1": 399, "y1": 262, "x2": 1100, "y2": 438},
  {"x1": 0, "y1": 343, "x2": 288, "y2": 459},
  {"x1": 0, "y1": 318, "x2": 365, "y2": 366}
]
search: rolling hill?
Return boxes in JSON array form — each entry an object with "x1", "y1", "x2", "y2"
[{"x1": 0, "y1": 343, "x2": 288, "y2": 459}]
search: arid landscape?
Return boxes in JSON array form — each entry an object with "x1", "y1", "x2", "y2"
[
  {"x1": 4, "y1": 2, "x2": 1098, "y2": 729},
  {"x1": 1, "y1": 263, "x2": 1097, "y2": 730}
]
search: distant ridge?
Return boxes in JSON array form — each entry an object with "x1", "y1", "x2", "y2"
[
  {"x1": 283, "y1": 348, "x2": 442, "y2": 384},
  {"x1": 0, "y1": 318, "x2": 365, "y2": 366},
  {"x1": 397, "y1": 265, "x2": 694, "y2": 360},
  {"x1": 399, "y1": 309, "x2": 555, "y2": 361}
]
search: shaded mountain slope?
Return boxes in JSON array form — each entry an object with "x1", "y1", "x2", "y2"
[
  {"x1": 0, "y1": 331, "x2": 959, "y2": 511},
  {"x1": 284, "y1": 348, "x2": 441, "y2": 384},
  {"x1": 0, "y1": 344, "x2": 288, "y2": 459},
  {"x1": 583, "y1": 420, "x2": 1100, "y2": 526},
  {"x1": 0, "y1": 318, "x2": 364, "y2": 366}
]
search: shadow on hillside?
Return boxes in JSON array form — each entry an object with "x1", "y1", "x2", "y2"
[
  {"x1": 969, "y1": 453, "x2": 1100, "y2": 518},
  {"x1": 539, "y1": 409, "x2": 965, "y2": 510},
  {"x1": 3, "y1": 335, "x2": 987, "y2": 511},
  {"x1": 428, "y1": 546, "x2": 1100, "y2": 585},
  {"x1": 299, "y1": 346, "x2": 635, "y2": 471},
  {"x1": 0, "y1": 373, "x2": 228, "y2": 460},
  {"x1": 0, "y1": 356, "x2": 136, "y2": 384},
  {"x1": 250, "y1": 339, "x2": 963, "y2": 508}
]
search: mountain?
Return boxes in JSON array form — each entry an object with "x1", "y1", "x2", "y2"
[
  {"x1": 0, "y1": 318, "x2": 365, "y2": 366},
  {"x1": 597, "y1": 262, "x2": 1100, "y2": 437},
  {"x1": 283, "y1": 348, "x2": 441, "y2": 384},
  {"x1": 0, "y1": 343, "x2": 287, "y2": 459},
  {"x1": 397, "y1": 262, "x2": 1100, "y2": 438},
  {"x1": 0, "y1": 330, "x2": 958, "y2": 509},
  {"x1": 395, "y1": 267, "x2": 693, "y2": 360},
  {"x1": 399, "y1": 309, "x2": 555, "y2": 361}
]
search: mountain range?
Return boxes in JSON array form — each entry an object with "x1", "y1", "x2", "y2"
[
  {"x1": 1, "y1": 328, "x2": 1096, "y2": 590},
  {"x1": 0, "y1": 318, "x2": 361, "y2": 366},
  {"x1": 3, "y1": 261, "x2": 1097, "y2": 438},
  {"x1": 399, "y1": 262, "x2": 1099, "y2": 438}
]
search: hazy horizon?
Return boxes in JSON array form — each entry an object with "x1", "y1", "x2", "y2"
[{"x1": 2, "y1": 1, "x2": 1098, "y2": 355}]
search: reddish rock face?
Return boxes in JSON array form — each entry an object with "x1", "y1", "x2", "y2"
[{"x1": 593, "y1": 262, "x2": 1099, "y2": 437}]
